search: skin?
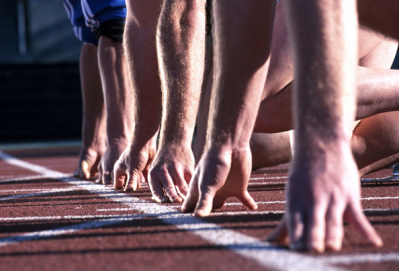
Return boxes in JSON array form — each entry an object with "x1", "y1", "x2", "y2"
[
  {"x1": 185, "y1": 0, "x2": 391, "y2": 252},
  {"x1": 114, "y1": 0, "x2": 162, "y2": 191},
  {"x1": 114, "y1": 0, "x2": 206, "y2": 200},
  {"x1": 182, "y1": 0, "x2": 276, "y2": 216},
  {"x1": 96, "y1": 36, "x2": 134, "y2": 185},
  {"x1": 150, "y1": 0, "x2": 206, "y2": 203},
  {"x1": 269, "y1": 0, "x2": 382, "y2": 252},
  {"x1": 74, "y1": 43, "x2": 106, "y2": 180}
]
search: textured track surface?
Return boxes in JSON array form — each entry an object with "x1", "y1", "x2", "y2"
[{"x1": 0, "y1": 144, "x2": 398, "y2": 271}]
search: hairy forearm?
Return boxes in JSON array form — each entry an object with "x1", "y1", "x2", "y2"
[
  {"x1": 124, "y1": 5, "x2": 163, "y2": 143},
  {"x1": 207, "y1": 0, "x2": 276, "y2": 152},
  {"x1": 156, "y1": 0, "x2": 206, "y2": 146},
  {"x1": 286, "y1": 0, "x2": 358, "y2": 155},
  {"x1": 80, "y1": 44, "x2": 107, "y2": 148}
]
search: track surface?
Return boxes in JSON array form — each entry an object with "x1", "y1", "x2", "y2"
[{"x1": 0, "y1": 143, "x2": 398, "y2": 271}]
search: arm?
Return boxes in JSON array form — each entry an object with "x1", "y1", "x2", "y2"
[
  {"x1": 113, "y1": 0, "x2": 163, "y2": 191},
  {"x1": 268, "y1": 0, "x2": 382, "y2": 252},
  {"x1": 149, "y1": 0, "x2": 206, "y2": 203},
  {"x1": 182, "y1": 0, "x2": 276, "y2": 216}
]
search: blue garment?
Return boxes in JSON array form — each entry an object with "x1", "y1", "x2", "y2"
[{"x1": 63, "y1": 0, "x2": 126, "y2": 46}]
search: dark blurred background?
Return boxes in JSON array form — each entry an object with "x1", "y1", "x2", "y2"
[
  {"x1": 0, "y1": 0, "x2": 82, "y2": 143},
  {"x1": 1, "y1": 0, "x2": 399, "y2": 144}
]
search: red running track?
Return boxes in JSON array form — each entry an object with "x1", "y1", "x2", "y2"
[{"x1": 0, "y1": 143, "x2": 398, "y2": 271}]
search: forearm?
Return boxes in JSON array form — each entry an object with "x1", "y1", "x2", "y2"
[
  {"x1": 157, "y1": 0, "x2": 206, "y2": 147},
  {"x1": 208, "y1": 0, "x2": 275, "y2": 152},
  {"x1": 98, "y1": 37, "x2": 133, "y2": 143},
  {"x1": 124, "y1": 2, "x2": 163, "y2": 145},
  {"x1": 286, "y1": 0, "x2": 358, "y2": 155},
  {"x1": 80, "y1": 43, "x2": 107, "y2": 148}
]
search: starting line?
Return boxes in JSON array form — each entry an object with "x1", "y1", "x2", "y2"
[{"x1": 1, "y1": 151, "x2": 399, "y2": 270}]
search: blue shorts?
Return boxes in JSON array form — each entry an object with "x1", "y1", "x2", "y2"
[{"x1": 63, "y1": 0, "x2": 126, "y2": 46}]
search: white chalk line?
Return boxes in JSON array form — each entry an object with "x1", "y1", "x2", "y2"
[
  {"x1": 319, "y1": 252, "x2": 399, "y2": 265},
  {"x1": 0, "y1": 152, "x2": 342, "y2": 271},
  {"x1": 2, "y1": 153, "x2": 399, "y2": 269}
]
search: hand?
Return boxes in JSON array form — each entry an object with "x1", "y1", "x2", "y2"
[
  {"x1": 182, "y1": 148, "x2": 257, "y2": 216},
  {"x1": 149, "y1": 143, "x2": 194, "y2": 203},
  {"x1": 113, "y1": 139, "x2": 157, "y2": 191},
  {"x1": 267, "y1": 146, "x2": 382, "y2": 252},
  {"x1": 96, "y1": 139, "x2": 129, "y2": 185},
  {"x1": 74, "y1": 146, "x2": 104, "y2": 179}
]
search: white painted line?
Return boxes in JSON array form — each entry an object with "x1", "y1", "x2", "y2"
[
  {"x1": 96, "y1": 207, "x2": 285, "y2": 216},
  {"x1": 0, "y1": 151, "x2": 65, "y2": 177},
  {"x1": 320, "y1": 253, "x2": 399, "y2": 264},
  {"x1": 362, "y1": 196, "x2": 399, "y2": 201},
  {"x1": 0, "y1": 153, "x2": 341, "y2": 271},
  {"x1": 0, "y1": 187, "x2": 84, "y2": 193},
  {"x1": 250, "y1": 176, "x2": 287, "y2": 181},
  {"x1": 0, "y1": 214, "x2": 146, "y2": 222}
]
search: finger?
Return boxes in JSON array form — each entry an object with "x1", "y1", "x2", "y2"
[
  {"x1": 102, "y1": 171, "x2": 112, "y2": 185},
  {"x1": 159, "y1": 172, "x2": 183, "y2": 203},
  {"x1": 346, "y1": 204, "x2": 383, "y2": 247},
  {"x1": 169, "y1": 169, "x2": 189, "y2": 198},
  {"x1": 237, "y1": 191, "x2": 257, "y2": 210},
  {"x1": 181, "y1": 174, "x2": 200, "y2": 213},
  {"x1": 325, "y1": 204, "x2": 344, "y2": 251},
  {"x1": 124, "y1": 173, "x2": 137, "y2": 192},
  {"x1": 113, "y1": 166, "x2": 127, "y2": 189},
  {"x1": 266, "y1": 215, "x2": 288, "y2": 244},
  {"x1": 81, "y1": 160, "x2": 91, "y2": 179},
  {"x1": 305, "y1": 204, "x2": 326, "y2": 253},
  {"x1": 288, "y1": 210, "x2": 306, "y2": 251},
  {"x1": 149, "y1": 175, "x2": 168, "y2": 203},
  {"x1": 194, "y1": 186, "x2": 217, "y2": 217}
]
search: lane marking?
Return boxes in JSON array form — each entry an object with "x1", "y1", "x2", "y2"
[
  {"x1": 0, "y1": 214, "x2": 148, "y2": 222},
  {"x1": 0, "y1": 153, "x2": 341, "y2": 271},
  {"x1": 250, "y1": 177, "x2": 287, "y2": 181},
  {"x1": 0, "y1": 151, "x2": 65, "y2": 177},
  {"x1": 320, "y1": 253, "x2": 399, "y2": 264}
]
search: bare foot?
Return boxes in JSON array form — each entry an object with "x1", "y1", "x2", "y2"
[
  {"x1": 267, "y1": 142, "x2": 382, "y2": 252},
  {"x1": 74, "y1": 145, "x2": 105, "y2": 180},
  {"x1": 149, "y1": 143, "x2": 193, "y2": 203},
  {"x1": 96, "y1": 138, "x2": 130, "y2": 185},
  {"x1": 182, "y1": 148, "x2": 257, "y2": 216},
  {"x1": 113, "y1": 138, "x2": 157, "y2": 191}
]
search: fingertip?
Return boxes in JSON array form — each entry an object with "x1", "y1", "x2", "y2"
[
  {"x1": 194, "y1": 207, "x2": 211, "y2": 217},
  {"x1": 325, "y1": 239, "x2": 342, "y2": 252},
  {"x1": 307, "y1": 240, "x2": 325, "y2": 253},
  {"x1": 81, "y1": 160, "x2": 90, "y2": 179}
]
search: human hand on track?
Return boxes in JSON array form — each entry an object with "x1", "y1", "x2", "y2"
[
  {"x1": 149, "y1": 143, "x2": 193, "y2": 203},
  {"x1": 96, "y1": 139, "x2": 129, "y2": 185},
  {"x1": 113, "y1": 139, "x2": 157, "y2": 191},
  {"x1": 267, "y1": 146, "x2": 383, "y2": 252},
  {"x1": 182, "y1": 148, "x2": 257, "y2": 216},
  {"x1": 74, "y1": 147, "x2": 104, "y2": 180}
]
